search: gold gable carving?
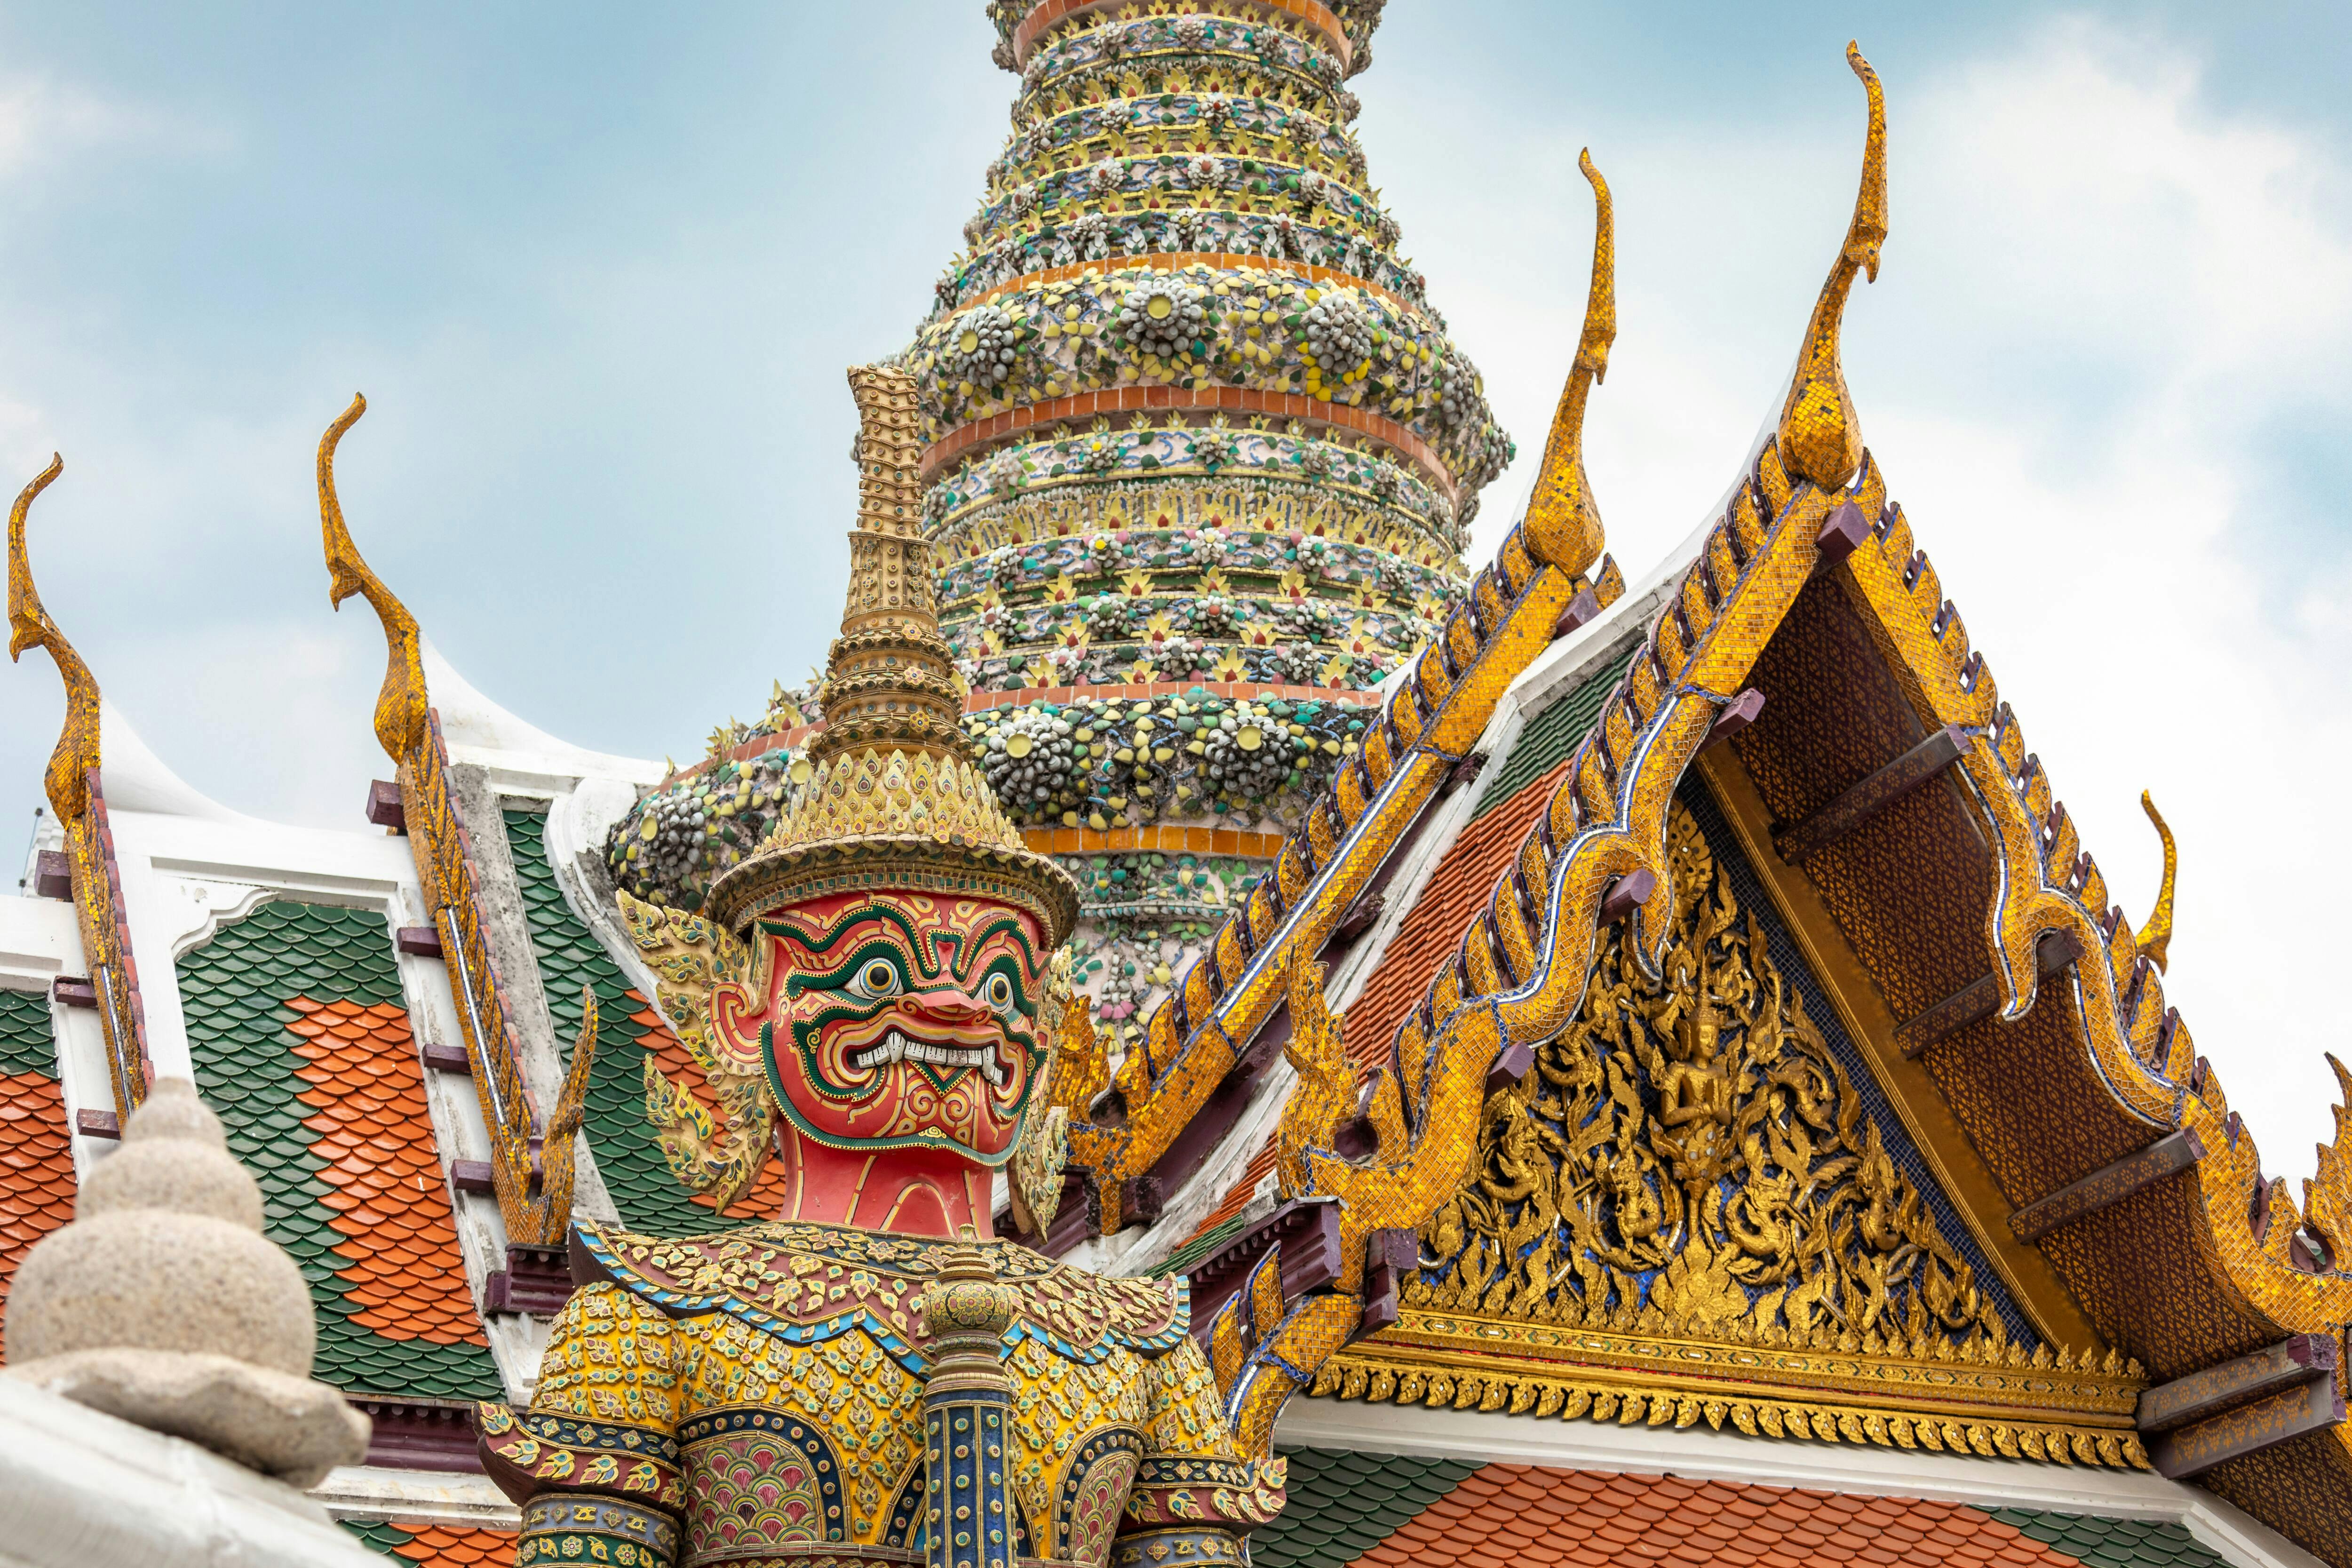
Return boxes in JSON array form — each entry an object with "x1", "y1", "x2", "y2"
[
  {"x1": 1311, "y1": 798, "x2": 2151, "y2": 1468},
  {"x1": 1418, "y1": 799, "x2": 2006, "y2": 1353}
]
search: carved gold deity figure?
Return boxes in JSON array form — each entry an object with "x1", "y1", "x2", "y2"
[{"x1": 478, "y1": 367, "x2": 1280, "y2": 1568}]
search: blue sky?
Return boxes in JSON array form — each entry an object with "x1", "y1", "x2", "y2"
[{"x1": 1, "y1": 3, "x2": 2347, "y2": 1176}]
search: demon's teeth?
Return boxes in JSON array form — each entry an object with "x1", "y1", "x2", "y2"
[{"x1": 850, "y1": 1032, "x2": 1003, "y2": 1084}]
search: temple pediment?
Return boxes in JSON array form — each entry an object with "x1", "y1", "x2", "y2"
[{"x1": 1310, "y1": 779, "x2": 2148, "y2": 1464}]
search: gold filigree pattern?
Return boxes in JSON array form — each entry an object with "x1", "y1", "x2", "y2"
[
  {"x1": 578, "y1": 1219, "x2": 1188, "y2": 1363},
  {"x1": 1011, "y1": 958, "x2": 1110, "y2": 1235},
  {"x1": 682, "y1": 1311, "x2": 923, "y2": 1544},
  {"x1": 532, "y1": 1284, "x2": 685, "y2": 1431},
  {"x1": 1007, "y1": 1332, "x2": 1147, "y2": 1549},
  {"x1": 505, "y1": 1234, "x2": 1241, "y2": 1557},
  {"x1": 620, "y1": 893, "x2": 777, "y2": 1211},
  {"x1": 1418, "y1": 800, "x2": 2007, "y2": 1351}
]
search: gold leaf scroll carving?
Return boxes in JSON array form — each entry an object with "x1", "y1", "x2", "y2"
[
  {"x1": 621, "y1": 890, "x2": 778, "y2": 1214},
  {"x1": 1420, "y1": 799, "x2": 2008, "y2": 1353}
]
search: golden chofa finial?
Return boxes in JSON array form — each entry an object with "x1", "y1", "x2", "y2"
[
  {"x1": 1521, "y1": 148, "x2": 1616, "y2": 574},
  {"x1": 318, "y1": 393, "x2": 429, "y2": 762},
  {"x1": 6, "y1": 455, "x2": 100, "y2": 822},
  {"x1": 1777, "y1": 42, "x2": 1888, "y2": 492},
  {"x1": 2137, "y1": 790, "x2": 2177, "y2": 972}
]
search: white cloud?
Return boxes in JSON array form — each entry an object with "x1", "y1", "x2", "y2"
[
  {"x1": 98, "y1": 616, "x2": 383, "y2": 829},
  {"x1": 0, "y1": 74, "x2": 225, "y2": 182}
]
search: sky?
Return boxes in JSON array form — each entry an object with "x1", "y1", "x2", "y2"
[{"x1": 0, "y1": 3, "x2": 2346, "y2": 1184}]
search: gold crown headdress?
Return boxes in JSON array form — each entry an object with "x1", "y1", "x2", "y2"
[{"x1": 703, "y1": 366, "x2": 1079, "y2": 945}]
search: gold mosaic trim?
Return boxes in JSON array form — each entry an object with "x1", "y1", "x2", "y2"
[{"x1": 1311, "y1": 1307, "x2": 2149, "y2": 1470}]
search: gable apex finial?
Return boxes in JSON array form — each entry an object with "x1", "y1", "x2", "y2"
[
  {"x1": 6, "y1": 454, "x2": 98, "y2": 823},
  {"x1": 1777, "y1": 42, "x2": 1888, "y2": 492},
  {"x1": 317, "y1": 393, "x2": 430, "y2": 763},
  {"x1": 1521, "y1": 149, "x2": 1617, "y2": 575}
]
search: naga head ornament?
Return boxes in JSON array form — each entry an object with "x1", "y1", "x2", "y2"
[{"x1": 626, "y1": 366, "x2": 1079, "y2": 1204}]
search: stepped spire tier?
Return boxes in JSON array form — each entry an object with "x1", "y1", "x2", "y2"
[{"x1": 915, "y1": 0, "x2": 1540, "y2": 1034}]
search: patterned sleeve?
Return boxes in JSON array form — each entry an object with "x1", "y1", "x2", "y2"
[
  {"x1": 1111, "y1": 1335, "x2": 1287, "y2": 1568},
  {"x1": 478, "y1": 1282, "x2": 690, "y2": 1568}
]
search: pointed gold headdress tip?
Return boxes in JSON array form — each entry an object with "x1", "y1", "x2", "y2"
[{"x1": 703, "y1": 363, "x2": 1081, "y2": 947}]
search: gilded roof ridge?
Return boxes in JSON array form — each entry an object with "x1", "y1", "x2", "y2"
[
  {"x1": 7, "y1": 453, "x2": 152, "y2": 1117},
  {"x1": 1057, "y1": 153, "x2": 1632, "y2": 1231}
]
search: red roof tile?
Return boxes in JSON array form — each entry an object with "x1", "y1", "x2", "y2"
[
  {"x1": 387, "y1": 1523, "x2": 517, "y2": 1564},
  {"x1": 1339, "y1": 764, "x2": 1570, "y2": 1077}
]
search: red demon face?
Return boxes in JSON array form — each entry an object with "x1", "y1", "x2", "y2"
[{"x1": 712, "y1": 890, "x2": 1049, "y2": 1167}]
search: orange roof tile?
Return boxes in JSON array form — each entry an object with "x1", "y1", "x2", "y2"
[
  {"x1": 0, "y1": 1068, "x2": 73, "y2": 1356},
  {"x1": 387, "y1": 1522, "x2": 517, "y2": 1564},
  {"x1": 286, "y1": 998, "x2": 485, "y2": 1347},
  {"x1": 1336, "y1": 1466, "x2": 2093, "y2": 1568}
]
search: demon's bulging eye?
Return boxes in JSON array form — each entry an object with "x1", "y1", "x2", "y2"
[
  {"x1": 847, "y1": 958, "x2": 901, "y2": 1001},
  {"x1": 983, "y1": 971, "x2": 1017, "y2": 1017}
]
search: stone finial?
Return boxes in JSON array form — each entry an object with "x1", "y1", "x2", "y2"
[{"x1": 3, "y1": 1077, "x2": 370, "y2": 1487}]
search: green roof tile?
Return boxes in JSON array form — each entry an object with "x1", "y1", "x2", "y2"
[
  {"x1": 505, "y1": 808, "x2": 750, "y2": 1236},
  {"x1": 178, "y1": 901, "x2": 499, "y2": 1401},
  {"x1": 1991, "y1": 1509, "x2": 2232, "y2": 1568},
  {"x1": 1251, "y1": 1446, "x2": 1479, "y2": 1568},
  {"x1": 1153, "y1": 1212, "x2": 1251, "y2": 1279},
  {"x1": 0, "y1": 987, "x2": 56, "y2": 1078},
  {"x1": 340, "y1": 1518, "x2": 412, "y2": 1555},
  {"x1": 1472, "y1": 649, "x2": 1634, "y2": 819}
]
